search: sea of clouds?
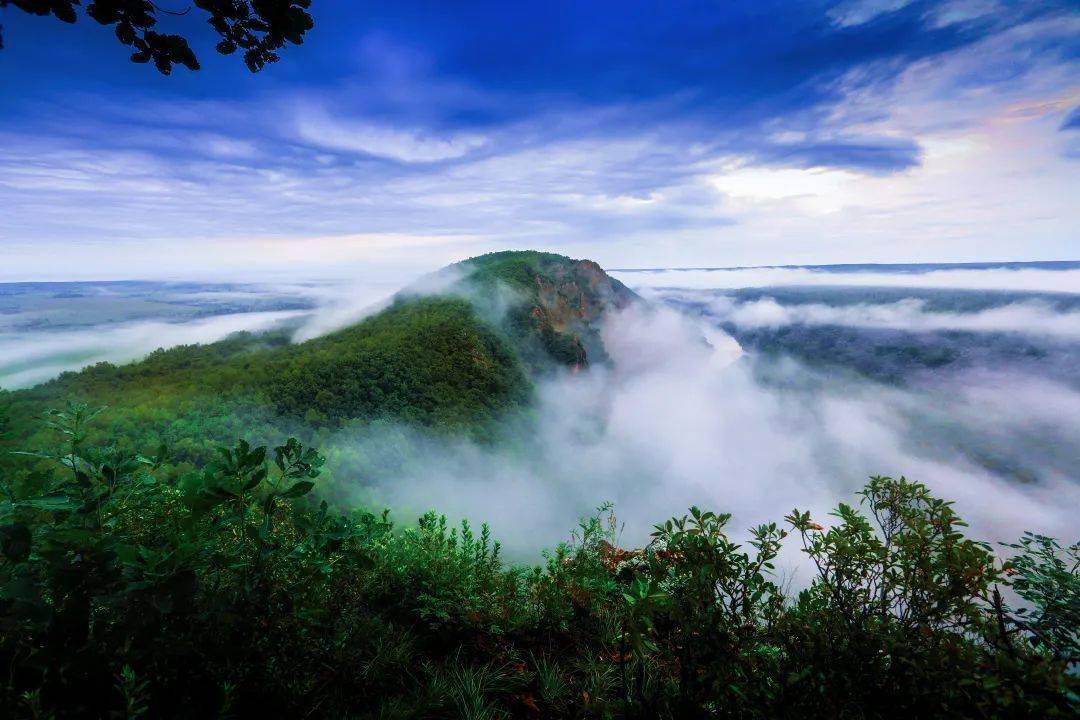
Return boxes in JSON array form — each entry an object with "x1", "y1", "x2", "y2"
[
  {"x1": 335, "y1": 300, "x2": 1080, "y2": 571},
  {"x1": 0, "y1": 310, "x2": 305, "y2": 389},
  {"x1": 612, "y1": 264, "x2": 1080, "y2": 293},
  {"x1": 2, "y1": 263, "x2": 1078, "y2": 575},
  {"x1": 657, "y1": 293, "x2": 1080, "y2": 341}
]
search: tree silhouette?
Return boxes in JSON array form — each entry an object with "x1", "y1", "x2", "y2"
[{"x1": 0, "y1": 0, "x2": 314, "y2": 74}]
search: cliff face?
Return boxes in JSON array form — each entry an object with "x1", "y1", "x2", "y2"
[{"x1": 451, "y1": 251, "x2": 640, "y2": 372}]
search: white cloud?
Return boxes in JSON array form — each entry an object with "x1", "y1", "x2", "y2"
[
  {"x1": 709, "y1": 165, "x2": 862, "y2": 214},
  {"x1": 828, "y1": 0, "x2": 915, "y2": 27},
  {"x1": 331, "y1": 301, "x2": 1080, "y2": 563},
  {"x1": 295, "y1": 108, "x2": 487, "y2": 163},
  {"x1": 201, "y1": 135, "x2": 260, "y2": 160},
  {"x1": 617, "y1": 266, "x2": 1080, "y2": 294},
  {"x1": 928, "y1": 0, "x2": 1004, "y2": 28},
  {"x1": 690, "y1": 295, "x2": 1080, "y2": 340},
  {"x1": 0, "y1": 310, "x2": 303, "y2": 389}
]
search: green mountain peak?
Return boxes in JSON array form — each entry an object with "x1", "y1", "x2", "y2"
[{"x1": 1, "y1": 252, "x2": 638, "y2": 462}]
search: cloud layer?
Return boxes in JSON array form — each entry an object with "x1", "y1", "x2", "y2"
[
  {"x1": 331, "y1": 301, "x2": 1080, "y2": 572},
  {"x1": 658, "y1": 295, "x2": 1080, "y2": 340},
  {"x1": 0, "y1": 310, "x2": 303, "y2": 389},
  {"x1": 616, "y1": 265, "x2": 1080, "y2": 293},
  {"x1": 3, "y1": 268, "x2": 1076, "y2": 576}
]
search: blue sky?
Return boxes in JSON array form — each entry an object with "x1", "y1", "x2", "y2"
[{"x1": 0, "y1": 0, "x2": 1077, "y2": 279}]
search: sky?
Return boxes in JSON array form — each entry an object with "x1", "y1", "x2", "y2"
[{"x1": 0, "y1": 0, "x2": 1077, "y2": 280}]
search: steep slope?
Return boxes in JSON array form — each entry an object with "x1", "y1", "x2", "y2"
[
  {"x1": 440, "y1": 250, "x2": 639, "y2": 371},
  {"x1": 265, "y1": 296, "x2": 530, "y2": 428},
  {"x1": 0, "y1": 252, "x2": 638, "y2": 471}
]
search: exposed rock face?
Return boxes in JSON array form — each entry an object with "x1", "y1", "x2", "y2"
[
  {"x1": 452, "y1": 251, "x2": 640, "y2": 372},
  {"x1": 0, "y1": 251, "x2": 643, "y2": 452}
]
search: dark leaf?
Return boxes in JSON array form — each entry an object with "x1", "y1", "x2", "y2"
[
  {"x1": 278, "y1": 480, "x2": 314, "y2": 499},
  {"x1": 0, "y1": 523, "x2": 31, "y2": 562}
]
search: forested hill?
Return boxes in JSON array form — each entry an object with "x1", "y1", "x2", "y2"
[
  {"x1": 2, "y1": 254, "x2": 1077, "y2": 718},
  {"x1": 0, "y1": 251, "x2": 638, "y2": 470}
]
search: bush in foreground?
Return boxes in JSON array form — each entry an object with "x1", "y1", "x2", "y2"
[{"x1": 1, "y1": 404, "x2": 1076, "y2": 718}]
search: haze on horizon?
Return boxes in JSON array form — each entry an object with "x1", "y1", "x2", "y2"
[
  {"x1": 1, "y1": 0, "x2": 1078, "y2": 281},
  {"x1": 2, "y1": 5, "x2": 1080, "y2": 717}
]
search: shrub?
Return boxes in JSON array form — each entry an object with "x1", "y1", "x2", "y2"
[{"x1": 1, "y1": 406, "x2": 1076, "y2": 718}]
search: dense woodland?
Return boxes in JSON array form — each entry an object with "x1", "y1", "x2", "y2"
[
  {"x1": 0, "y1": 253, "x2": 627, "y2": 486},
  {"x1": 0, "y1": 253, "x2": 1077, "y2": 718},
  {"x1": 0, "y1": 404, "x2": 1076, "y2": 718}
]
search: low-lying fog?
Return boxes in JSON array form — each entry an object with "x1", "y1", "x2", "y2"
[
  {"x1": 336, "y1": 299, "x2": 1080, "y2": 562},
  {"x1": 2, "y1": 262, "x2": 1078, "y2": 570}
]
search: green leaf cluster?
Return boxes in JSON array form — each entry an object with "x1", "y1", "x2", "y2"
[{"x1": 1, "y1": 407, "x2": 1076, "y2": 717}]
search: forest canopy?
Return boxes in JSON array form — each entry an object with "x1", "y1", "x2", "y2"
[
  {"x1": 0, "y1": 405, "x2": 1076, "y2": 717},
  {"x1": 0, "y1": 252, "x2": 1077, "y2": 718}
]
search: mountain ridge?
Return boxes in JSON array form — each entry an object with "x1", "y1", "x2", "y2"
[{"x1": 0, "y1": 251, "x2": 639, "y2": 470}]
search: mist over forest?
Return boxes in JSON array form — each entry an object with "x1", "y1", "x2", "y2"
[
  {"x1": 4, "y1": 261, "x2": 1077, "y2": 560},
  {"x1": 4, "y1": 0, "x2": 1079, "y2": 714}
]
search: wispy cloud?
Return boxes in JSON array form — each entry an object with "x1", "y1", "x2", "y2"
[
  {"x1": 0, "y1": 310, "x2": 302, "y2": 389},
  {"x1": 690, "y1": 295, "x2": 1080, "y2": 340},
  {"x1": 617, "y1": 266, "x2": 1080, "y2": 293},
  {"x1": 295, "y1": 107, "x2": 487, "y2": 163},
  {"x1": 828, "y1": 0, "x2": 916, "y2": 28},
  {"x1": 0, "y1": 1, "x2": 1076, "y2": 272}
]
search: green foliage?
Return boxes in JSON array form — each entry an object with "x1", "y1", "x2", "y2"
[
  {"x1": 0, "y1": 252, "x2": 646, "y2": 503},
  {"x1": 268, "y1": 297, "x2": 531, "y2": 429},
  {"x1": 778, "y1": 477, "x2": 1020, "y2": 717},
  {"x1": 0, "y1": 390, "x2": 10, "y2": 439},
  {"x1": 0, "y1": 296, "x2": 533, "y2": 497},
  {"x1": 0, "y1": 251, "x2": 649, "y2": 522},
  {"x1": 457, "y1": 250, "x2": 569, "y2": 291},
  {"x1": 1003, "y1": 533, "x2": 1080, "y2": 664},
  {"x1": 0, "y1": 0, "x2": 314, "y2": 74},
  {"x1": 1, "y1": 408, "x2": 1076, "y2": 717}
]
